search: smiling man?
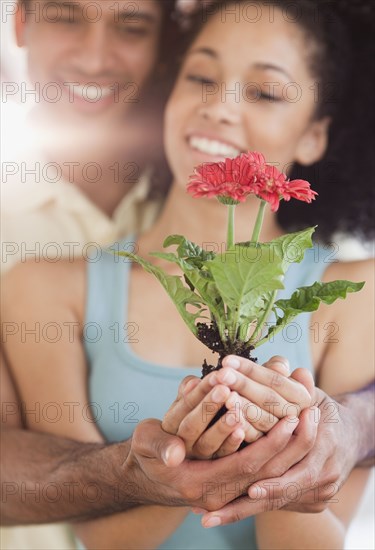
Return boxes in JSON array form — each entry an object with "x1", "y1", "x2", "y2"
[
  {"x1": 16, "y1": 0, "x2": 161, "y2": 124},
  {"x1": 1, "y1": 0, "x2": 171, "y2": 277}
]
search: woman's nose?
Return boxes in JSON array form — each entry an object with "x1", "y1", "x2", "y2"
[{"x1": 198, "y1": 82, "x2": 242, "y2": 125}]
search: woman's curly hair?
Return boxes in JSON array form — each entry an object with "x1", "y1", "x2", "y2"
[{"x1": 174, "y1": 0, "x2": 375, "y2": 243}]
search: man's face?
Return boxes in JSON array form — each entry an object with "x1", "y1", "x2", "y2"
[{"x1": 16, "y1": 0, "x2": 162, "y2": 125}]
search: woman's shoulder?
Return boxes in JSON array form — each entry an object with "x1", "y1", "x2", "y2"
[
  {"x1": 2, "y1": 258, "x2": 87, "y2": 322},
  {"x1": 322, "y1": 257, "x2": 374, "y2": 285},
  {"x1": 315, "y1": 257, "x2": 374, "y2": 393}
]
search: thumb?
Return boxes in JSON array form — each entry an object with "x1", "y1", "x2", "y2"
[{"x1": 132, "y1": 419, "x2": 186, "y2": 467}]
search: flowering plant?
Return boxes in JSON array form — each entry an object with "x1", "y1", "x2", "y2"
[{"x1": 117, "y1": 152, "x2": 363, "y2": 374}]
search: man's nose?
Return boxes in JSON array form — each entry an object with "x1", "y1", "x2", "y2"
[{"x1": 74, "y1": 23, "x2": 114, "y2": 76}]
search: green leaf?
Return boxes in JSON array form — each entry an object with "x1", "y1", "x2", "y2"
[
  {"x1": 151, "y1": 251, "x2": 226, "y2": 339},
  {"x1": 238, "y1": 227, "x2": 316, "y2": 274},
  {"x1": 268, "y1": 227, "x2": 315, "y2": 272},
  {"x1": 256, "y1": 279, "x2": 365, "y2": 347},
  {"x1": 114, "y1": 251, "x2": 205, "y2": 335},
  {"x1": 207, "y1": 244, "x2": 285, "y2": 342},
  {"x1": 163, "y1": 235, "x2": 216, "y2": 267}
]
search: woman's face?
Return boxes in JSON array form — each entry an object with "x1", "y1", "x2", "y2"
[{"x1": 165, "y1": 5, "x2": 329, "y2": 187}]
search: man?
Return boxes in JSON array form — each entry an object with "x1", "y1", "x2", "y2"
[
  {"x1": 1, "y1": 0, "x2": 170, "y2": 277},
  {"x1": 1, "y1": 1, "x2": 374, "y2": 549}
]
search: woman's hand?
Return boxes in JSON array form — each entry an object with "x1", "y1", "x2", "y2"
[{"x1": 162, "y1": 355, "x2": 314, "y2": 459}]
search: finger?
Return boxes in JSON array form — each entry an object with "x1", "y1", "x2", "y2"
[
  {"x1": 281, "y1": 487, "x2": 332, "y2": 513},
  {"x1": 225, "y1": 391, "x2": 279, "y2": 434},
  {"x1": 163, "y1": 372, "x2": 220, "y2": 434},
  {"x1": 192, "y1": 415, "x2": 300, "y2": 510},
  {"x1": 214, "y1": 427, "x2": 246, "y2": 458},
  {"x1": 179, "y1": 376, "x2": 201, "y2": 396},
  {"x1": 192, "y1": 410, "x2": 243, "y2": 459},
  {"x1": 247, "y1": 407, "x2": 321, "y2": 500},
  {"x1": 214, "y1": 366, "x2": 291, "y2": 418},
  {"x1": 220, "y1": 357, "x2": 311, "y2": 411},
  {"x1": 290, "y1": 368, "x2": 315, "y2": 400},
  {"x1": 177, "y1": 385, "x2": 231, "y2": 451},
  {"x1": 263, "y1": 355, "x2": 290, "y2": 376},
  {"x1": 220, "y1": 415, "x2": 299, "y2": 487},
  {"x1": 201, "y1": 493, "x2": 288, "y2": 527},
  {"x1": 132, "y1": 419, "x2": 186, "y2": 467}
]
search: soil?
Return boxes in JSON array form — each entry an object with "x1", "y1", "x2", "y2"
[{"x1": 197, "y1": 322, "x2": 257, "y2": 377}]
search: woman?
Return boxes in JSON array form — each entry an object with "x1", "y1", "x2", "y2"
[{"x1": 3, "y1": 0, "x2": 373, "y2": 548}]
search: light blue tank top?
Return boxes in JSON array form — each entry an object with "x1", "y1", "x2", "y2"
[{"x1": 83, "y1": 237, "x2": 332, "y2": 550}]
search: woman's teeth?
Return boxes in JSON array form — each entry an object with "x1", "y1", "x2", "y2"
[{"x1": 189, "y1": 136, "x2": 240, "y2": 157}]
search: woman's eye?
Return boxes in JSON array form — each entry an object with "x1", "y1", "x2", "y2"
[
  {"x1": 186, "y1": 74, "x2": 216, "y2": 86},
  {"x1": 259, "y1": 92, "x2": 283, "y2": 102}
]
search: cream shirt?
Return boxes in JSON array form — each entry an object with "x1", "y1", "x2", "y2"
[
  {"x1": 1, "y1": 163, "x2": 162, "y2": 275},
  {"x1": 1, "y1": 153, "x2": 163, "y2": 549}
]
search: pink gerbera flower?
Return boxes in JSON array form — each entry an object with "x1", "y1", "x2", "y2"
[
  {"x1": 187, "y1": 152, "x2": 265, "y2": 204},
  {"x1": 187, "y1": 151, "x2": 317, "y2": 210}
]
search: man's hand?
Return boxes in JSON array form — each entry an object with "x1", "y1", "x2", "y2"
[
  {"x1": 123, "y1": 414, "x2": 302, "y2": 511},
  {"x1": 200, "y1": 385, "x2": 364, "y2": 526}
]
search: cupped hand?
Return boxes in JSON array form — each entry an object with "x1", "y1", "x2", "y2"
[{"x1": 162, "y1": 355, "x2": 314, "y2": 459}]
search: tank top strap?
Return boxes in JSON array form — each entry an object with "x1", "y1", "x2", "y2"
[
  {"x1": 282, "y1": 241, "x2": 337, "y2": 296},
  {"x1": 84, "y1": 236, "x2": 136, "y2": 364},
  {"x1": 256, "y1": 241, "x2": 336, "y2": 377}
]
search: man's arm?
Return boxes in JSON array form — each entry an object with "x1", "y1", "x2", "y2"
[
  {"x1": 1, "y1": 428, "x2": 129, "y2": 525},
  {"x1": 1, "y1": 349, "x2": 311, "y2": 526},
  {"x1": 200, "y1": 380, "x2": 374, "y2": 526},
  {"x1": 1, "y1": 414, "x2": 306, "y2": 526},
  {"x1": 339, "y1": 380, "x2": 375, "y2": 467}
]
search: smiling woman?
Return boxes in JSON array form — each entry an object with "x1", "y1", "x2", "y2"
[{"x1": 177, "y1": 0, "x2": 374, "y2": 245}]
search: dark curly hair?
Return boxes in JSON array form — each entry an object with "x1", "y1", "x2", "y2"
[{"x1": 174, "y1": 0, "x2": 375, "y2": 243}]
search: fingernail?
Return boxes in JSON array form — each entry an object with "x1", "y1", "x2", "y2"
[
  {"x1": 162, "y1": 446, "x2": 172, "y2": 465},
  {"x1": 183, "y1": 379, "x2": 197, "y2": 395},
  {"x1": 212, "y1": 386, "x2": 227, "y2": 403},
  {"x1": 232, "y1": 428, "x2": 245, "y2": 440},
  {"x1": 248, "y1": 485, "x2": 267, "y2": 499},
  {"x1": 221, "y1": 369, "x2": 237, "y2": 384},
  {"x1": 224, "y1": 356, "x2": 241, "y2": 369},
  {"x1": 226, "y1": 391, "x2": 239, "y2": 409},
  {"x1": 203, "y1": 515, "x2": 221, "y2": 528}
]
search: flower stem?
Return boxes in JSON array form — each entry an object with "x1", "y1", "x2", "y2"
[
  {"x1": 251, "y1": 289, "x2": 278, "y2": 345},
  {"x1": 227, "y1": 204, "x2": 236, "y2": 249},
  {"x1": 251, "y1": 200, "x2": 267, "y2": 243}
]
